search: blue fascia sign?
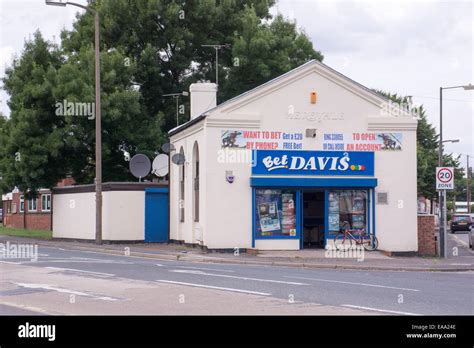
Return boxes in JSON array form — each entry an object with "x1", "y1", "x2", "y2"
[{"x1": 252, "y1": 150, "x2": 374, "y2": 176}]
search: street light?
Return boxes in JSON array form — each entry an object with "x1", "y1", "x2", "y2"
[
  {"x1": 163, "y1": 92, "x2": 189, "y2": 127},
  {"x1": 438, "y1": 84, "x2": 473, "y2": 258},
  {"x1": 46, "y1": 0, "x2": 103, "y2": 245},
  {"x1": 441, "y1": 139, "x2": 460, "y2": 144}
]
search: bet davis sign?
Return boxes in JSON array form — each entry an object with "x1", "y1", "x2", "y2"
[{"x1": 252, "y1": 150, "x2": 374, "y2": 176}]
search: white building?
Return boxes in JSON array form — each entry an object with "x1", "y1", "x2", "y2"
[{"x1": 169, "y1": 60, "x2": 418, "y2": 253}]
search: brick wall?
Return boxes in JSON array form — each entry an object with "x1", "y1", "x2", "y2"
[
  {"x1": 417, "y1": 214, "x2": 437, "y2": 256},
  {"x1": 2, "y1": 191, "x2": 52, "y2": 231}
]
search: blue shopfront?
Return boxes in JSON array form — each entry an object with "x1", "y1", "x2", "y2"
[{"x1": 251, "y1": 150, "x2": 377, "y2": 249}]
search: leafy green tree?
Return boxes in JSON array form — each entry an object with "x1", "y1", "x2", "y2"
[
  {"x1": 1, "y1": 31, "x2": 66, "y2": 198},
  {"x1": 220, "y1": 9, "x2": 323, "y2": 101},
  {"x1": 372, "y1": 91, "x2": 462, "y2": 203},
  {"x1": 0, "y1": 112, "x2": 9, "y2": 194},
  {"x1": 2, "y1": 1, "x2": 323, "y2": 193}
]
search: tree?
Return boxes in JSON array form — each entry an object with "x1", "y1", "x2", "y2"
[
  {"x1": 0, "y1": 113, "x2": 9, "y2": 195},
  {"x1": 372, "y1": 91, "x2": 464, "y2": 203},
  {"x1": 219, "y1": 9, "x2": 323, "y2": 101},
  {"x1": 1, "y1": 31, "x2": 66, "y2": 198},
  {"x1": 2, "y1": 1, "x2": 323, "y2": 193}
]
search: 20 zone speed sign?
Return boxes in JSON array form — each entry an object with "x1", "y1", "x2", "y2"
[{"x1": 436, "y1": 167, "x2": 454, "y2": 190}]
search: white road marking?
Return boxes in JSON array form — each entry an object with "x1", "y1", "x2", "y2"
[
  {"x1": 169, "y1": 269, "x2": 309, "y2": 285},
  {"x1": 156, "y1": 280, "x2": 271, "y2": 296},
  {"x1": 33, "y1": 259, "x2": 134, "y2": 264},
  {"x1": 174, "y1": 265, "x2": 235, "y2": 273},
  {"x1": 0, "y1": 261, "x2": 22, "y2": 265},
  {"x1": 285, "y1": 276, "x2": 420, "y2": 292},
  {"x1": 12, "y1": 282, "x2": 118, "y2": 301},
  {"x1": 341, "y1": 304, "x2": 421, "y2": 316},
  {"x1": 451, "y1": 234, "x2": 469, "y2": 247},
  {"x1": 156, "y1": 264, "x2": 164, "y2": 267},
  {"x1": 45, "y1": 267, "x2": 115, "y2": 277},
  {"x1": 0, "y1": 301, "x2": 54, "y2": 315}
]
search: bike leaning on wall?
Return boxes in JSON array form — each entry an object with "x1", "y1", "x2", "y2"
[{"x1": 333, "y1": 224, "x2": 378, "y2": 251}]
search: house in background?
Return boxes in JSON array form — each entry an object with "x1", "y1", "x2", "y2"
[{"x1": 1, "y1": 177, "x2": 75, "y2": 230}]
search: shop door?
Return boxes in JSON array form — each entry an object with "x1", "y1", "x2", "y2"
[
  {"x1": 145, "y1": 188, "x2": 169, "y2": 242},
  {"x1": 302, "y1": 191, "x2": 325, "y2": 248}
]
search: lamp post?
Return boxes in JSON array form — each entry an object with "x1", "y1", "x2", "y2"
[
  {"x1": 163, "y1": 92, "x2": 189, "y2": 127},
  {"x1": 46, "y1": 0, "x2": 103, "y2": 244},
  {"x1": 438, "y1": 84, "x2": 473, "y2": 258}
]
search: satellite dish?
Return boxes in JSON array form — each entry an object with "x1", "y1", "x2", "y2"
[
  {"x1": 152, "y1": 154, "x2": 169, "y2": 177},
  {"x1": 171, "y1": 153, "x2": 185, "y2": 165},
  {"x1": 161, "y1": 143, "x2": 175, "y2": 154},
  {"x1": 129, "y1": 154, "x2": 151, "y2": 179}
]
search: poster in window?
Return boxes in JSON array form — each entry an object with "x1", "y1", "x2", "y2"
[
  {"x1": 281, "y1": 193, "x2": 296, "y2": 236},
  {"x1": 352, "y1": 214, "x2": 365, "y2": 229},
  {"x1": 328, "y1": 213, "x2": 339, "y2": 231},
  {"x1": 257, "y1": 201, "x2": 281, "y2": 233}
]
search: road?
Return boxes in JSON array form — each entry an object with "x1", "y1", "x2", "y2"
[{"x1": 1, "y1": 244, "x2": 473, "y2": 316}]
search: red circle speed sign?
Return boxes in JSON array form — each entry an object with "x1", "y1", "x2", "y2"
[{"x1": 437, "y1": 168, "x2": 453, "y2": 183}]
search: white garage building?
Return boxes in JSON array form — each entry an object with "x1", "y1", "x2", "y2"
[{"x1": 169, "y1": 60, "x2": 418, "y2": 253}]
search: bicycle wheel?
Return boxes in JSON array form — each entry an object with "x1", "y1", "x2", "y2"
[
  {"x1": 363, "y1": 234, "x2": 378, "y2": 251},
  {"x1": 334, "y1": 235, "x2": 354, "y2": 251}
]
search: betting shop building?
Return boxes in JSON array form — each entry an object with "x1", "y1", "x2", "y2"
[{"x1": 168, "y1": 60, "x2": 418, "y2": 253}]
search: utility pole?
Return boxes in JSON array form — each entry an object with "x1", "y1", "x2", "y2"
[{"x1": 46, "y1": 0, "x2": 102, "y2": 244}]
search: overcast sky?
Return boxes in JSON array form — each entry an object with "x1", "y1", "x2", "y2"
[{"x1": 1, "y1": 0, "x2": 473, "y2": 167}]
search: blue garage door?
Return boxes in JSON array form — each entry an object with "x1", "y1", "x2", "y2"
[{"x1": 145, "y1": 188, "x2": 169, "y2": 242}]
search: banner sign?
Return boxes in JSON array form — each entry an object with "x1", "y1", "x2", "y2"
[
  {"x1": 323, "y1": 132, "x2": 403, "y2": 151},
  {"x1": 252, "y1": 150, "x2": 374, "y2": 176},
  {"x1": 221, "y1": 129, "x2": 303, "y2": 150}
]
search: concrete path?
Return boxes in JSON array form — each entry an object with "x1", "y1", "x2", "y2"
[{"x1": 0, "y1": 234, "x2": 472, "y2": 272}]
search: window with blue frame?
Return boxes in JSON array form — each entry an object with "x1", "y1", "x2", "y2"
[
  {"x1": 255, "y1": 189, "x2": 296, "y2": 238},
  {"x1": 328, "y1": 190, "x2": 367, "y2": 236}
]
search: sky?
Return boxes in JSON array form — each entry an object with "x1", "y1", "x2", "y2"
[{"x1": 0, "y1": 0, "x2": 473, "y2": 168}]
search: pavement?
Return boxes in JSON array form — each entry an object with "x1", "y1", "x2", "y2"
[{"x1": 0, "y1": 233, "x2": 473, "y2": 272}]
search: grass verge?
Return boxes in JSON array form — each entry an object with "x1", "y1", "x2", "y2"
[{"x1": 0, "y1": 225, "x2": 52, "y2": 240}]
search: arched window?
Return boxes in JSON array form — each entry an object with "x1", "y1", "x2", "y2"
[
  {"x1": 193, "y1": 142, "x2": 200, "y2": 222},
  {"x1": 179, "y1": 147, "x2": 185, "y2": 222}
]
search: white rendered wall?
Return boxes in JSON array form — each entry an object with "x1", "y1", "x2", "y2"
[
  {"x1": 53, "y1": 192, "x2": 95, "y2": 240},
  {"x1": 102, "y1": 191, "x2": 145, "y2": 241},
  {"x1": 170, "y1": 124, "x2": 207, "y2": 246},
  {"x1": 172, "y1": 64, "x2": 418, "y2": 252}
]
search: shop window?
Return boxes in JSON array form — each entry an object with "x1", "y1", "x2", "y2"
[
  {"x1": 255, "y1": 189, "x2": 296, "y2": 238},
  {"x1": 19, "y1": 195, "x2": 24, "y2": 213},
  {"x1": 179, "y1": 147, "x2": 185, "y2": 222},
  {"x1": 42, "y1": 194, "x2": 51, "y2": 212},
  {"x1": 192, "y1": 142, "x2": 199, "y2": 222},
  {"x1": 28, "y1": 197, "x2": 37, "y2": 212},
  {"x1": 328, "y1": 190, "x2": 367, "y2": 236}
]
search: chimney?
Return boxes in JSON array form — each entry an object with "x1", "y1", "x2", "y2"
[{"x1": 190, "y1": 82, "x2": 217, "y2": 119}]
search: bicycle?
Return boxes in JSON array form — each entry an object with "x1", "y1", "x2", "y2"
[{"x1": 333, "y1": 228, "x2": 378, "y2": 251}]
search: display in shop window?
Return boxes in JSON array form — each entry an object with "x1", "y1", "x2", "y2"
[
  {"x1": 328, "y1": 190, "x2": 367, "y2": 235},
  {"x1": 255, "y1": 190, "x2": 297, "y2": 238}
]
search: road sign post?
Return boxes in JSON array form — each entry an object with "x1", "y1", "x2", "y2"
[{"x1": 436, "y1": 167, "x2": 454, "y2": 258}]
